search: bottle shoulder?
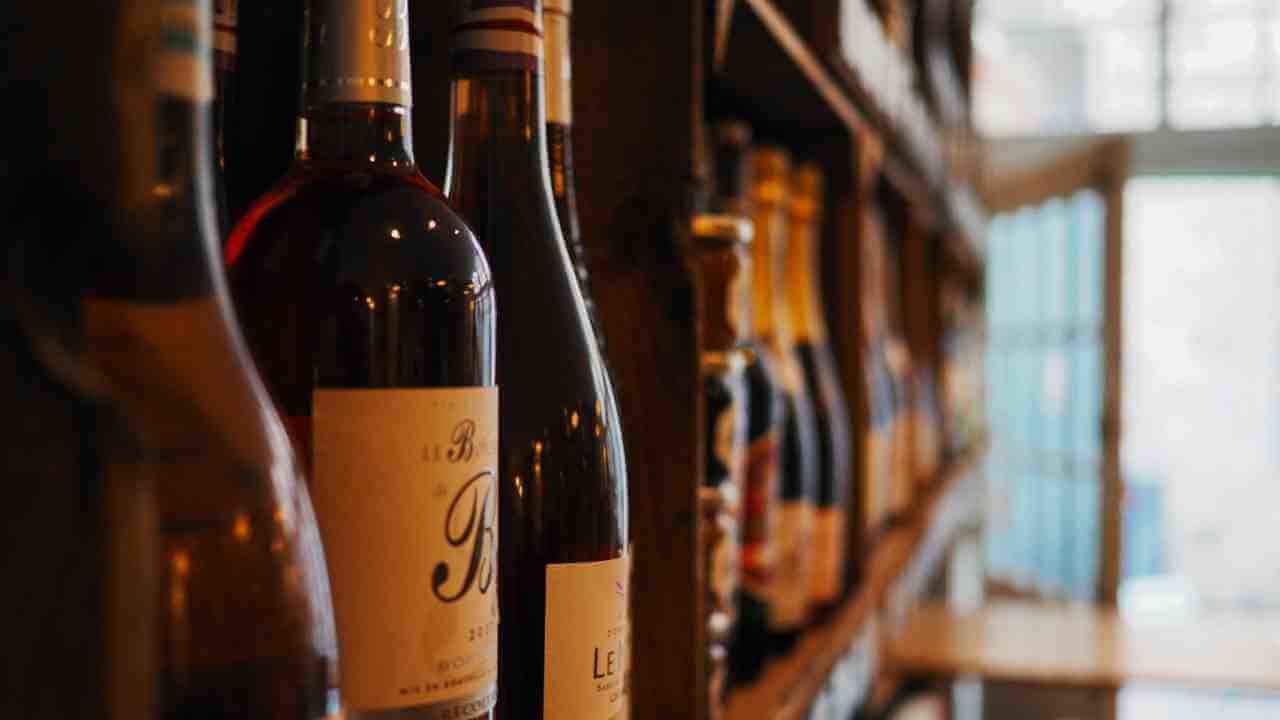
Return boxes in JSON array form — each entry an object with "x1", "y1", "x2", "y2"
[{"x1": 226, "y1": 166, "x2": 491, "y2": 285}]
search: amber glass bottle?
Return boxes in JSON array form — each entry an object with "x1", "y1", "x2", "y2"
[
  {"x1": 750, "y1": 148, "x2": 820, "y2": 652},
  {"x1": 226, "y1": 1, "x2": 499, "y2": 718},
  {"x1": 713, "y1": 122, "x2": 784, "y2": 687},
  {"x1": 785, "y1": 165, "x2": 852, "y2": 612},
  {"x1": 445, "y1": 3, "x2": 630, "y2": 717}
]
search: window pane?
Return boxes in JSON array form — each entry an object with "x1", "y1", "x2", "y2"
[
  {"x1": 981, "y1": 0, "x2": 1159, "y2": 26},
  {"x1": 1170, "y1": 79, "x2": 1267, "y2": 128},
  {"x1": 1123, "y1": 177, "x2": 1280, "y2": 613},
  {"x1": 1170, "y1": 19, "x2": 1262, "y2": 78},
  {"x1": 976, "y1": 25, "x2": 1160, "y2": 135},
  {"x1": 1170, "y1": 0, "x2": 1264, "y2": 21}
]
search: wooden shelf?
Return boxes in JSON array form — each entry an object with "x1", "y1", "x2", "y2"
[
  {"x1": 886, "y1": 601, "x2": 1280, "y2": 692},
  {"x1": 724, "y1": 446, "x2": 988, "y2": 720},
  {"x1": 714, "y1": 0, "x2": 987, "y2": 251}
]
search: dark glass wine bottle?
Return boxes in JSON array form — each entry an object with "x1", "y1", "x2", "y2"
[
  {"x1": 226, "y1": 1, "x2": 498, "y2": 718},
  {"x1": 52, "y1": 0, "x2": 340, "y2": 717},
  {"x1": 882, "y1": 219, "x2": 914, "y2": 518},
  {"x1": 785, "y1": 165, "x2": 852, "y2": 613},
  {"x1": 544, "y1": 0, "x2": 603, "y2": 346},
  {"x1": 861, "y1": 205, "x2": 896, "y2": 537},
  {"x1": 212, "y1": 0, "x2": 238, "y2": 231},
  {"x1": 750, "y1": 147, "x2": 820, "y2": 652},
  {"x1": 712, "y1": 122, "x2": 784, "y2": 688},
  {"x1": 688, "y1": 213, "x2": 754, "y2": 717},
  {"x1": 445, "y1": 3, "x2": 630, "y2": 717}
]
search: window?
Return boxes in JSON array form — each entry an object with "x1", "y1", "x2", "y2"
[{"x1": 975, "y1": 0, "x2": 1280, "y2": 136}]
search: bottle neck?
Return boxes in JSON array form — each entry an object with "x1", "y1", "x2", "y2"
[
  {"x1": 294, "y1": 103, "x2": 416, "y2": 169},
  {"x1": 545, "y1": 7, "x2": 578, "y2": 244},
  {"x1": 750, "y1": 200, "x2": 794, "y2": 349},
  {"x1": 787, "y1": 211, "x2": 828, "y2": 345},
  {"x1": 447, "y1": 69, "x2": 554, "y2": 216},
  {"x1": 295, "y1": 0, "x2": 414, "y2": 168}
]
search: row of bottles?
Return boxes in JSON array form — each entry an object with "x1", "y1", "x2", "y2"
[
  {"x1": 689, "y1": 122, "x2": 949, "y2": 712},
  {"x1": 4, "y1": 0, "x2": 627, "y2": 718},
  {"x1": 2, "y1": 1, "x2": 969, "y2": 718}
]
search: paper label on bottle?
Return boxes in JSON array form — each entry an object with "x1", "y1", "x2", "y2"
[
  {"x1": 769, "y1": 500, "x2": 813, "y2": 630},
  {"x1": 311, "y1": 388, "x2": 499, "y2": 715},
  {"x1": 740, "y1": 430, "x2": 779, "y2": 597},
  {"x1": 810, "y1": 507, "x2": 846, "y2": 604},
  {"x1": 543, "y1": 555, "x2": 630, "y2": 720}
]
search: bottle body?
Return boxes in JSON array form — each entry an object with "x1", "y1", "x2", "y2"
[
  {"x1": 688, "y1": 214, "x2": 755, "y2": 715},
  {"x1": 785, "y1": 166, "x2": 852, "y2": 612},
  {"x1": 728, "y1": 350, "x2": 786, "y2": 685},
  {"x1": 749, "y1": 148, "x2": 819, "y2": 650},
  {"x1": 94, "y1": 0, "x2": 341, "y2": 716},
  {"x1": 446, "y1": 5, "x2": 630, "y2": 718},
  {"x1": 227, "y1": 1, "x2": 500, "y2": 717}
]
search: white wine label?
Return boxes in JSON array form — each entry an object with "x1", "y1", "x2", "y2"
[
  {"x1": 769, "y1": 500, "x2": 814, "y2": 629},
  {"x1": 810, "y1": 507, "x2": 845, "y2": 603},
  {"x1": 311, "y1": 388, "x2": 498, "y2": 715},
  {"x1": 544, "y1": 6, "x2": 572, "y2": 125},
  {"x1": 156, "y1": 0, "x2": 214, "y2": 102},
  {"x1": 544, "y1": 555, "x2": 630, "y2": 719}
]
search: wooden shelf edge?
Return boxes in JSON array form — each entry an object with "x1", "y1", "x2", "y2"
[
  {"x1": 733, "y1": 0, "x2": 987, "y2": 257},
  {"x1": 724, "y1": 444, "x2": 988, "y2": 720}
]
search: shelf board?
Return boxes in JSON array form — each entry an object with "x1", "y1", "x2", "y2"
[
  {"x1": 715, "y1": 0, "x2": 987, "y2": 250},
  {"x1": 887, "y1": 601, "x2": 1280, "y2": 692},
  {"x1": 724, "y1": 446, "x2": 988, "y2": 720}
]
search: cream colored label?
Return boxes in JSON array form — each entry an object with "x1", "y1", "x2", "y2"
[
  {"x1": 810, "y1": 507, "x2": 845, "y2": 603},
  {"x1": 544, "y1": 9, "x2": 572, "y2": 125},
  {"x1": 544, "y1": 555, "x2": 630, "y2": 719},
  {"x1": 769, "y1": 500, "x2": 813, "y2": 629},
  {"x1": 312, "y1": 388, "x2": 498, "y2": 714}
]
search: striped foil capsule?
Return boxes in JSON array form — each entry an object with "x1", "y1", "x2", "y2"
[{"x1": 452, "y1": 0, "x2": 544, "y2": 74}]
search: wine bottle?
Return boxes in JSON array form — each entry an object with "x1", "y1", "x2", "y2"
[
  {"x1": 544, "y1": 0, "x2": 604, "y2": 347},
  {"x1": 882, "y1": 222, "x2": 914, "y2": 518},
  {"x1": 226, "y1": 0, "x2": 499, "y2": 717},
  {"x1": 785, "y1": 165, "x2": 852, "y2": 612},
  {"x1": 212, "y1": 0, "x2": 238, "y2": 230},
  {"x1": 901, "y1": 222, "x2": 942, "y2": 491},
  {"x1": 688, "y1": 213, "x2": 754, "y2": 716},
  {"x1": 750, "y1": 147, "x2": 820, "y2": 652},
  {"x1": 711, "y1": 122, "x2": 785, "y2": 688},
  {"x1": 861, "y1": 205, "x2": 896, "y2": 537},
  {"x1": 53, "y1": 0, "x2": 339, "y2": 716},
  {"x1": 445, "y1": 3, "x2": 630, "y2": 718}
]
